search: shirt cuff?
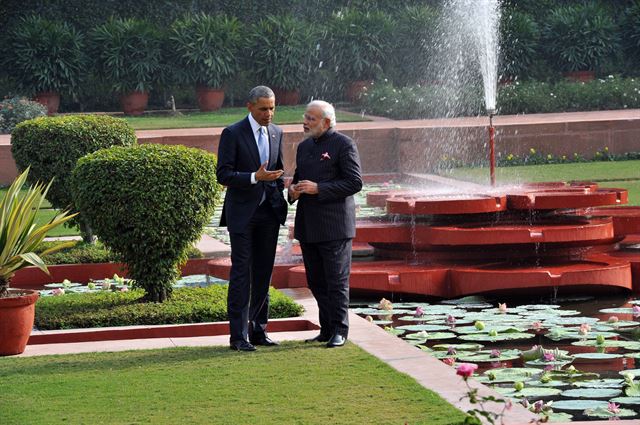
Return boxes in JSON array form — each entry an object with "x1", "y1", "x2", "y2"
[{"x1": 251, "y1": 172, "x2": 257, "y2": 184}]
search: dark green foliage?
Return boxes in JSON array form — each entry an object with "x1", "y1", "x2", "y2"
[
  {"x1": 90, "y1": 18, "x2": 163, "y2": 94},
  {"x1": 387, "y1": 5, "x2": 439, "y2": 86},
  {"x1": 37, "y1": 240, "x2": 202, "y2": 265},
  {"x1": 10, "y1": 114, "x2": 136, "y2": 240},
  {"x1": 248, "y1": 15, "x2": 317, "y2": 91},
  {"x1": 34, "y1": 285, "x2": 303, "y2": 330},
  {"x1": 71, "y1": 144, "x2": 220, "y2": 302},
  {"x1": 500, "y1": 11, "x2": 540, "y2": 80},
  {"x1": 169, "y1": 14, "x2": 243, "y2": 88},
  {"x1": 6, "y1": 15, "x2": 86, "y2": 96},
  {"x1": 326, "y1": 9, "x2": 393, "y2": 82},
  {"x1": 543, "y1": 2, "x2": 619, "y2": 72},
  {"x1": 0, "y1": 96, "x2": 47, "y2": 134},
  {"x1": 622, "y1": 1, "x2": 640, "y2": 71}
]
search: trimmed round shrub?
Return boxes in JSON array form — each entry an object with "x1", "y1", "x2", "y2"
[
  {"x1": 70, "y1": 144, "x2": 220, "y2": 302},
  {"x1": 11, "y1": 115, "x2": 136, "y2": 241}
]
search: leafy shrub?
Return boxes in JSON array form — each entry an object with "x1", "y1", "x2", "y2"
[
  {"x1": 6, "y1": 15, "x2": 86, "y2": 96},
  {"x1": 37, "y1": 240, "x2": 203, "y2": 265},
  {"x1": 11, "y1": 115, "x2": 136, "y2": 241},
  {"x1": 90, "y1": 18, "x2": 163, "y2": 93},
  {"x1": 248, "y1": 15, "x2": 316, "y2": 91},
  {"x1": 71, "y1": 144, "x2": 220, "y2": 302},
  {"x1": 0, "y1": 96, "x2": 47, "y2": 134},
  {"x1": 542, "y1": 2, "x2": 619, "y2": 72},
  {"x1": 169, "y1": 13, "x2": 243, "y2": 88},
  {"x1": 622, "y1": 2, "x2": 640, "y2": 72},
  {"x1": 500, "y1": 11, "x2": 540, "y2": 80},
  {"x1": 35, "y1": 285, "x2": 303, "y2": 330}
]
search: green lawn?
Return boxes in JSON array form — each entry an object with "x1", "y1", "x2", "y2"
[
  {"x1": 124, "y1": 106, "x2": 368, "y2": 130},
  {"x1": 0, "y1": 343, "x2": 467, "y2": 425}
]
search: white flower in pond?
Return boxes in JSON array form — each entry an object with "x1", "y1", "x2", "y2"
[
  {"x1": 378, "y1": 298, "x2": 393, "y2": 310},
  {"x1": 365, "y1": 315, "x2": 374, "y2": 323},
  {"x1": 579, "y1": 323, "x2": 591, "y2": 335},
  {"x1": 633, "y1": 306, "x2": 640, "y2": 316},
  {"x1": 531, "y1": 321, "x2": 543, "y2": 330},
  {"x1": 498, "y1": 303, "x2": 507, "y2": 313},
  {"x1": 608, "y1": 316, "x2": 619, "y2": 323},
  {"x1": 52, "y1": 288, "x2": 65, "y2": 296}
]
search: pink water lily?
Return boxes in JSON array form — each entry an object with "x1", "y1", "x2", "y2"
[
  {"x1": 120, "y1": 286, "x2": 129, "y2": 292},
  {"x1": 532, "y1": 400, "x2": 545, "y2": 413},
  {"x1": 442, "y1": 357, "x2": 455, "y2": 366},
  {"x1": 531, "y1": 321, "x2": 543, "y2": 330},
  {"x1": 543, "y1": 352, "x2": 555, "y2": 362},
  {"x1": 498, "y1": 303, "x2": 507, "y2": 313},
  {"x1": 608, "y1": 401, "x2": 620, "y2": 414},
  {"x1": 456, "y1": 363, "x2": 478, "y2": 379},
  {"x1": 579, "y1": 323, "x2": 591, "y2": 335},
  {"x1": 633, "y1": 305, "x2": 640, "y2": 316},
  {"x1": 446, "y1": 314, "x2": 456, "y2": 325},
  {"x1": 520, "y1": 398, "x2": 530, "y2": 408},
  {"x1": 52, "y1": 288, "x2": 65, "y2": 296},
  {"x1": 447, "y1": 346, "x2": 457, "y2": 355},
  {"x1": 414, "y1": 306, "x2": 425, "y2": 317},
  {"x1": 490, "y1": 349, "x2": 501, "y2": 358}
]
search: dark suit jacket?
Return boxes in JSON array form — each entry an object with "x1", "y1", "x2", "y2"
[
  {"x1": 216, "y1": 117, "x2": 288, "y2": 233},
  {"x1": 291, "y1": 128, "x2": 362, "y2": 243}
]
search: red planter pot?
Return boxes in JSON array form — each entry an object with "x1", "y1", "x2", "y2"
[
  {"x1": 195, "y1": 86, "x2": 225, "y2": 111},
  {"x1": 34, "y1": 91, "x2": 60, "y2": 115},
  {"x1": 0, "y1": 289, "x2": 39, "y2": 355},
  {"x1": 272, "y1": 88, "x2": 300, "y2": 106},
  {"x1": 564, "y1": 70, "x2": 595, "y2": 82},
  {"x1": 120, "y1": 91, "x2": 149, "y2": 116}
]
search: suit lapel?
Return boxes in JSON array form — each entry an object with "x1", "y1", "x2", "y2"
[{"x1": 241, "y1": 118, "x2": 261, "y2": 168}]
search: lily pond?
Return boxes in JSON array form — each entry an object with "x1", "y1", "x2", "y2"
[{"x1": 353, "y1": 294, "x2": 640, "y2": 422}]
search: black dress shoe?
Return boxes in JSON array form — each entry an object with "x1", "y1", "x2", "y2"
[
  {"x1": 230, "y1": 340, "x2": 256, "y2": 351},
  {"x1": 250, "y1": 336, "x2": 279, "y2": 346},
  {"x1": 326, "y1": 334, "x2": 347, "y2": 348},
  {"x1": 305, "y1": 334, "x2": 331, "y2": 343}
]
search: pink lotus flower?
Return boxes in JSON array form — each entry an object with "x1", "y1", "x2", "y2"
[
  {"x1": 531, "y1": 321, "x2": 543, "y2": 330},
  {"x1": 447, "y1": 346, "x2": 457, "y2": 355},
  {"x1": 490, "y1": 349, "x2": 501, "y2": 358},
  {"x1": 442, "y1": 357, "x2": 455, "y2": 366},
  {"x1": 320, "y1": 152, "x2": 331, "y2": 161},
  {"x1": 520, "y1": 398, "x2": 530, "y2": 408},
  {"x1": 608, "y1": 316, "x2": 619, "y2": 323},
  {"x1": 579, "y1": 323, "x2": 591, "y2": 335},
  {"x1": 504, "y1": 399, "x2": 513, "y2": 411},
  {"x1": 607, "y1": 402, "x2": 620, "y2": 414},
  {"x1": 498, "y1": 303, "x2": 507, "y2": 313},
  {"x1": 456, "y1": 363, "x2": 478, "y2": 379},
  {"x1": 120, "y1": 286, "x2": 129, "y2": 292},
  {"x1": 532, "y1": 400, "x2": 545, "y2": 413},
  {"x1": 414, "y1": 306, "x2": 425, "y2": 317},
  {"x1": 633, "y1": 305, "x2": 640, "y2": 316},
  {"x1": 446, "y1": 314, "x2": 456, "y2": 325},
  {"x1": 52, "y1": 288, "x2": 65, "y2": 296},
  {"x1": 543, "y1": 352, "x2": 555, "y2": 362}
]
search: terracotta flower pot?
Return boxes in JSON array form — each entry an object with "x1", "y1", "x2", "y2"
[
  {"x1": 564, "y1": 70, "x2": 595, "y2": 82},
  {"x1": 346, "y1": 80, "x2": 372, "y2": 103},
  {"x1": 272, "y1": 88, "x2": 300, "y2": 106},
  {"x1": 120, "y1": 91, "x2": 149, "y2": 116},
  {"x1": 0, "y1": 289, "x2": 39, "y2": 355},
  {"x1": 196, "y1": 86, "x2": 225, "y2": 112},
  {"x1": 34, "y1": 91, "x2": 61, "y2": 115}
]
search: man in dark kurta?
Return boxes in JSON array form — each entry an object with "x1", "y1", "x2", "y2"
[{"x1": 288, "y1": 100, "x2": 362, "y2": 347}]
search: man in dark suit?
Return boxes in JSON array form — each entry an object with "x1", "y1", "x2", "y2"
[
  {"x1": 289, "y1": 100, "x2": 362, "y2": 348},
  {"x1": 216, "y1": 86, "x2": 288, "y2": 351}
]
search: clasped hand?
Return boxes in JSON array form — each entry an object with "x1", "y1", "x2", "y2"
[
  {"x1": 289, "y1": 180, "x2": 318, "y2": 200},
  {"x1": 256, "y1": 162, "x2": 283, "y2": 182}
]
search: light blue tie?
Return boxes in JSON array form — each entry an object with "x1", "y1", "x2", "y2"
[{"x1": 258, "y1": 127, "x2": 269, "y2": 164}]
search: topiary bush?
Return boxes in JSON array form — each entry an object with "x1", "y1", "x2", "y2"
[
  {"x1": 71, "y1": 144, "x2": 221, "y2": 302},
  {"x1": 11, "y1": 114, "x2": 136, "y2": 241},
  {"x1": 0, "y1": 96, "x2": 47, "y2": 134}
]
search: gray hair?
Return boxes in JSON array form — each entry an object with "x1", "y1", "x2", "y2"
[
  {"x1": 307, "y1": 100, "x2": 336, "y2": 127},
  {"x1": 248, "y1": 86, "x2": 275, "y2": 103}
]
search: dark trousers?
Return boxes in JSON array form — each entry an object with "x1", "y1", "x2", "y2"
[
  {"x1": 228, "y1": 203, "x2": 280, "y2": 343},
  {"x1": 300, "y1": 238, "x2": 352, "y2": 338}
]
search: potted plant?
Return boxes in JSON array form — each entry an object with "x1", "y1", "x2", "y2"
[
  {"x1": 6, "y1": 15, "x2": 86, "y2": 115},
  {"x1": 247, "y1": 15, "x2": 315, "y2": 106},
  {"x1": 169, "y1": 14, "x2": 243, "y2": 112},
  {"x1": 0, "y1": 168, "x2": 76, "y2": 355},
  {"x1": 326, "y1": 9, "x2": 392, "y2": 102},
  {"x1": 90, "y1": 18, "x2": 163, "y2": 115},
  {"x1": 543, "y1": 2, "x2": 619, "y2": 81}
]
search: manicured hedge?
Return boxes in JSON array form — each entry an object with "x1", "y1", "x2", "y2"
[
  {"x1": 35, "y1": 285, "x2": 304, "y2": 330},
  {"x1": 11, "y1": 114, "x2": 136, "y2": 241},
  {"x1": 71, "y1": 144, "x2": 220, "y2": 302}
]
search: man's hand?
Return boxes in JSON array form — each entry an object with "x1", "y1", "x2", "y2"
[
  {"x1": 296, "y1": 180, "x2": 318, "y2": 195},
  {"x1": 288, "y1": 183, "x2": 301, "y2": 201},
  {"x1": 255, "y1": 162, "x2": 284, "y2": 181}
]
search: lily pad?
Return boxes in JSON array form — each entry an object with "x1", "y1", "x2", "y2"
[
  {"x1": 453, "y1": 325, "x2": 526, "y2": 335},
  {"x1": 481, "y1": 367, "x2": 542, "y2": 383},
  {"x1": 525, "y1": 358, "x2": 573, "y2": 368},
  {"x1": 572, "y1": 353, "x2": 623, "y2": 361},
  {"x1": 599, "y1": 307, "x2": 638, "y2": 314},
  {"x1": 404, "y1": 331, "x2": 457, "y2": 341},
  {"x1": 459, "y1": 332, "x2": 534, "y2": 342},
  {"x1": 353, "y1": 308, "x2": 411, "y2": 315},
  {"x1": 495, "y1": 386, "x2": 562, "y2": 398},
  {"x1": 44, "y1": 282, "x2": 82, "y2": 289},
  {"x1": 429, "y1": 350, "x2": 474, "y2": 359},
  {"x1": 573, "y1": 379, "x2": 624, "y2": 388},
  {"x1": 572, "y1": 340, "x2": 640, "y2": 350},
  {"x1": 384, "y1": 327, "x2": 405, "y2": 336},
  {"x1": 519, "y1": 304, "x2": 561, "y2": 310},
  {"x1": 611, "y1": 396, "x2": 640, "y2": 405},
  {"x1": 371, "y1": 320, "x2": 393, "y2": 325},
  {"x1": 543, "y1": 412, "x2": 573, "y2": 422},
  {"x1": 523, "y1": 379, "x2": 567, "y2": 387},
  {"x1": 396, "y1": 324, "x2": 452, "y2": 332},
  {"x1": 457, "y1": 350, "x2": 521, "y2": 363},
  {"x1": 583, "y1": 406, "x2": 637, "y2": 418},
  {"x1": 432, "y1": 343, "x2": 484, "y2": 351},
  {"x1": 619, "y1": 369, "x2": 640, "y2": 378},
  {"x1": 551, "y1": 399, "x2": 609, "y2": 411},
  {"x1": 561, "y1": 388, "x2": 622, "y2": 398}
]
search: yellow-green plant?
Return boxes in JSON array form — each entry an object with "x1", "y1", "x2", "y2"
[{"x1": 0, "y1": 168, "x2": 77, "y2": 297}]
